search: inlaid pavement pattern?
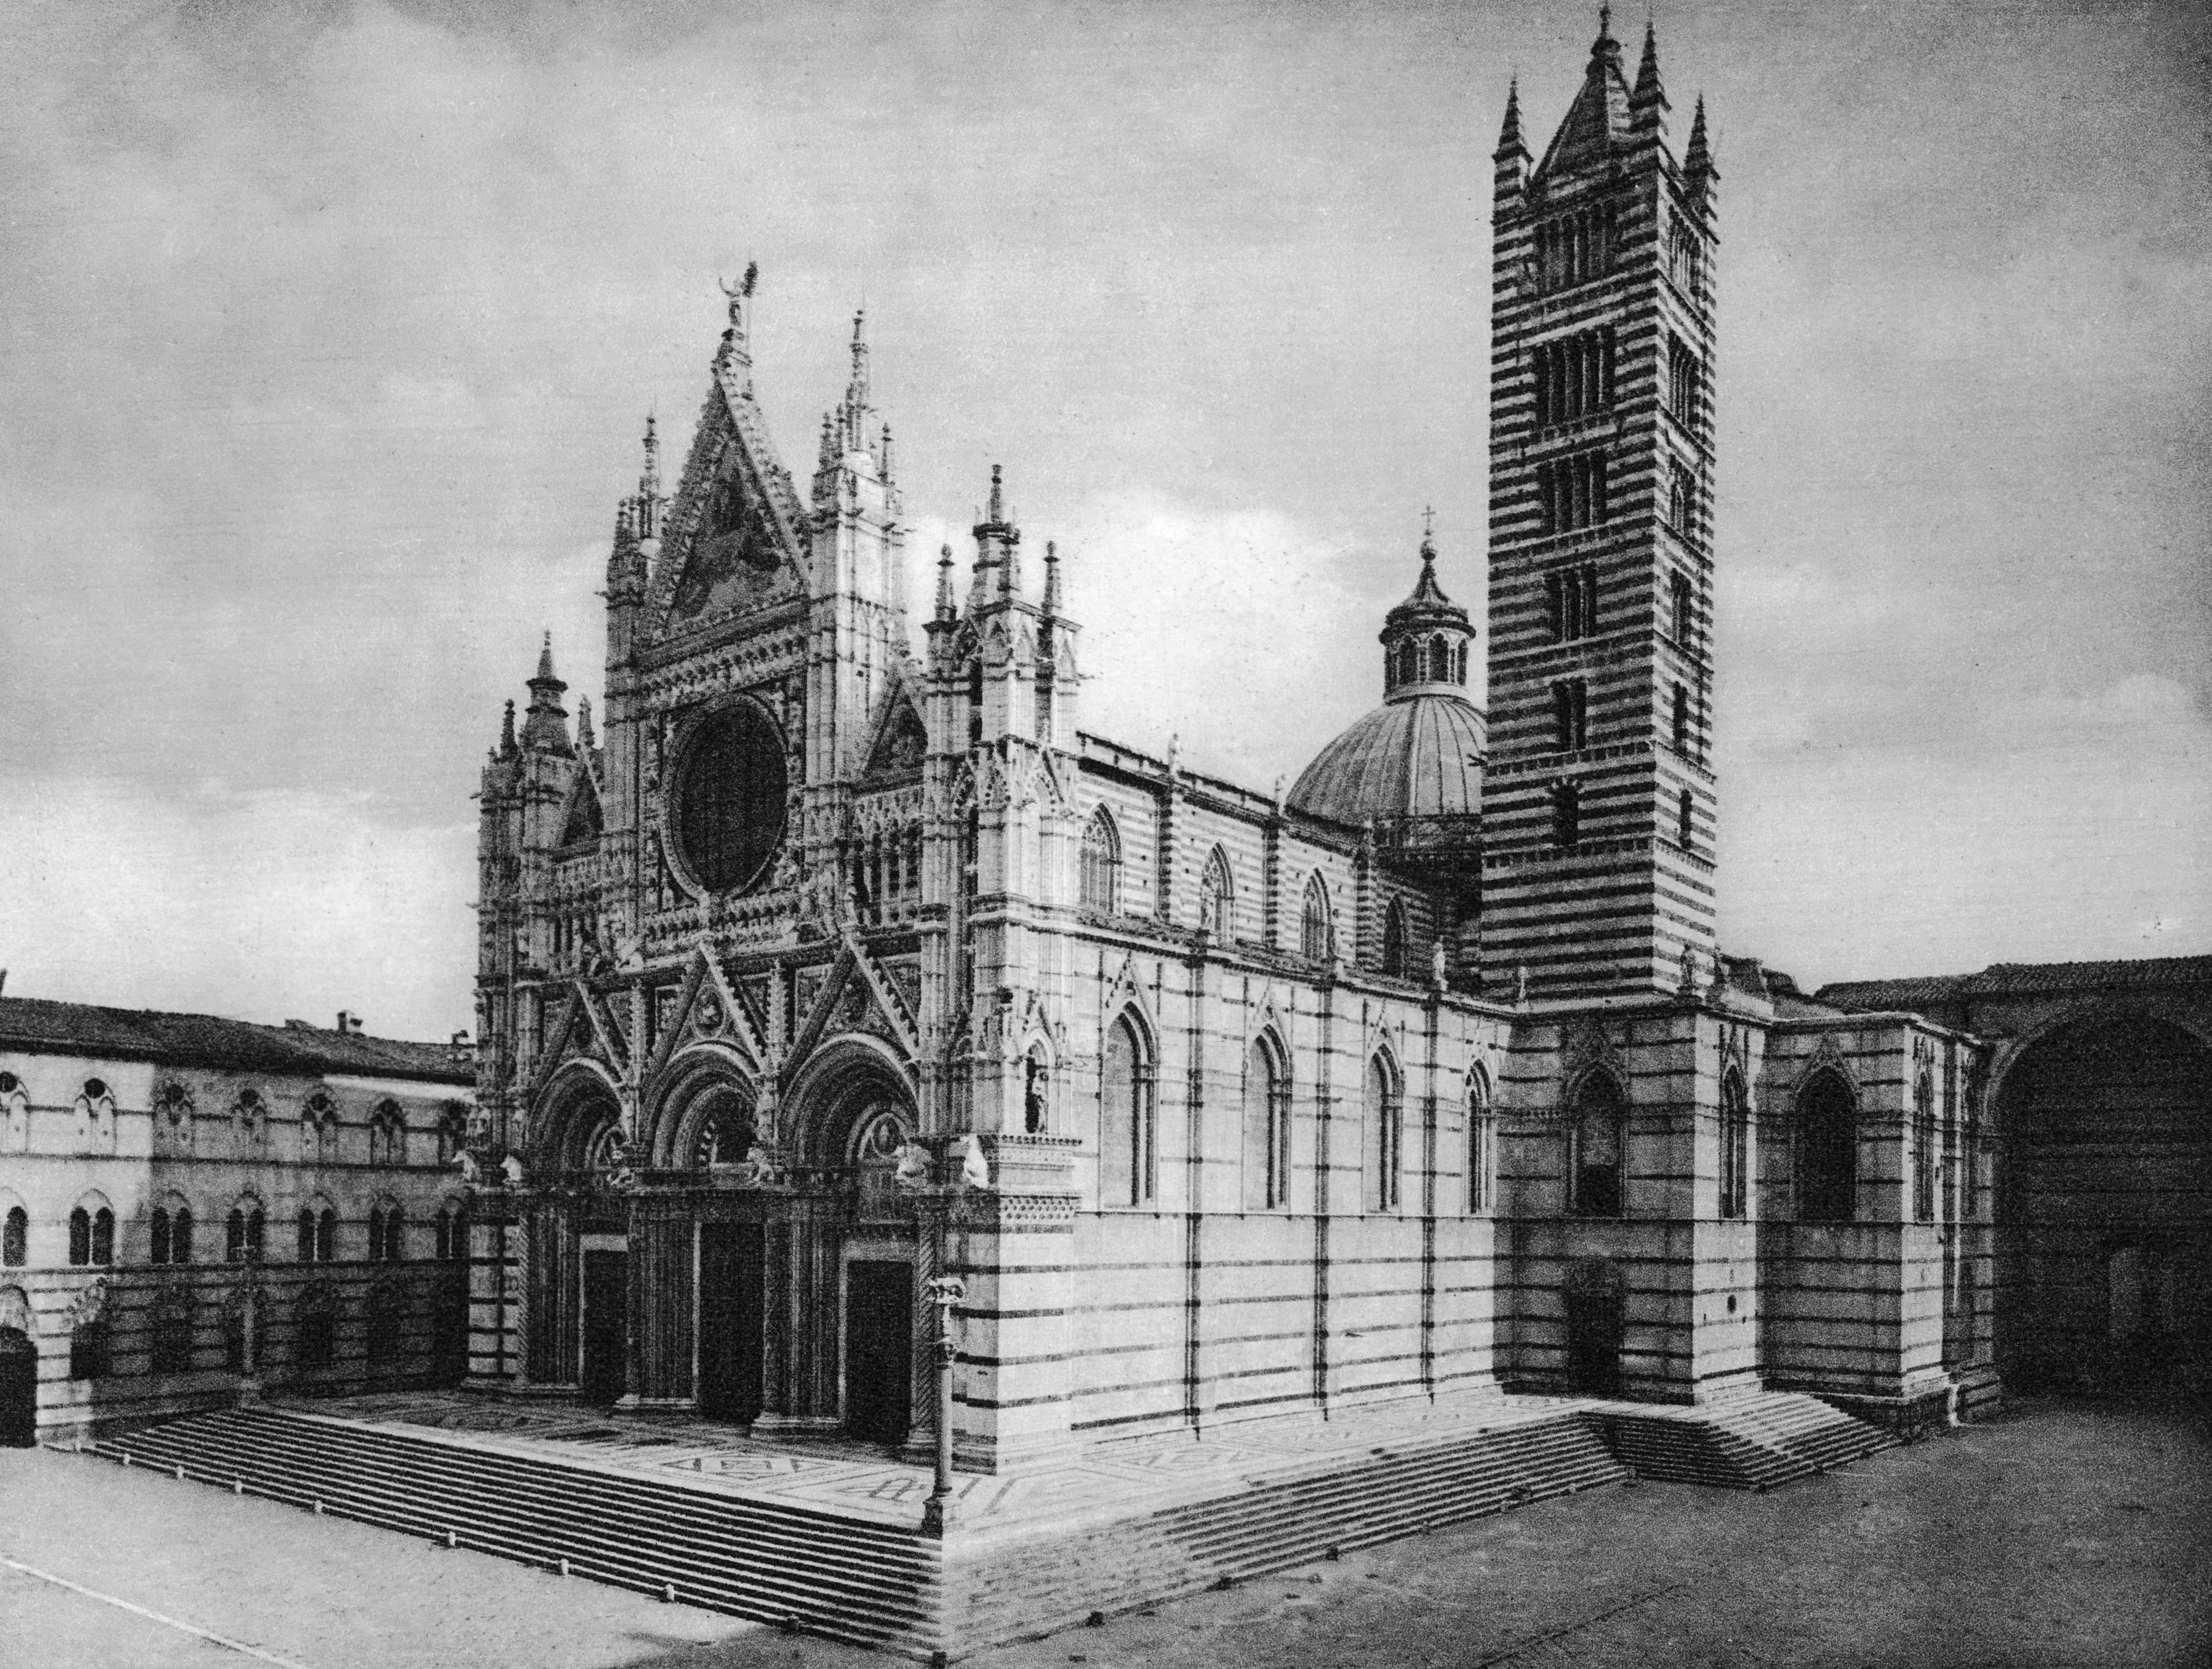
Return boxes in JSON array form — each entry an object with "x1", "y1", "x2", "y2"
[{"x1": 291, "y1": 1386, "x2": 1596, "y2": 1534}]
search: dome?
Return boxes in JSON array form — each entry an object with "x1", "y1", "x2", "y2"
[{"x1": 1289, "y1": 692, "x2": 1487, "y2": 828}]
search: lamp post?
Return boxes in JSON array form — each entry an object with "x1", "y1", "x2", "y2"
[{"x1": 920, "y1": 1273, "x2": 965, "y2": 1537}]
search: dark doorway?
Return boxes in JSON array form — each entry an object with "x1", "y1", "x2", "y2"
[
  {"x1": 843, "y1": 1260, "x2": 912, "y2": 1445},
  {"x1": 0, "y1": 1329, "x2": 36, "y2": 1447},
  {"x1": 581, "y1": 1249, "x2": 628, "y2": 1406},
  {"x1": 698, "y1": 1222, "x2": 765, "y2": 1424},
  {"x1": 1565, "y1": 1260, "x2": 1624, "y2": 1397}
]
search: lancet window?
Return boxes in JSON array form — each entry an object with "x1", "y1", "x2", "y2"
[
  {"x1": 1300, "y1": 874, "x2": 1334, "y2": 962},
  {"x1": 1546, "y1": 563, "x2": 1600, "y2": 640},
  {"x1": 1243, "y1": 1035, "x2": 1292, "y2": 1211},
  {"x1": 1366, "y1": 1053, "x2": 1403, "y2": 1213},
  {"x1": 1532, "y1": 326, "x2": 1618, "y2": 427},
  {"x1": 1536, "y1": 451, "x2": 1609, "y2": 535},
  {"x1": 1079, "y1": 809, "x2": 1121, "y2": 914}
]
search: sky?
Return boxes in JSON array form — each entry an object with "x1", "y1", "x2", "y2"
[{"x1": 0, "y1": 0, "x2": 2206, "y2": 1041}]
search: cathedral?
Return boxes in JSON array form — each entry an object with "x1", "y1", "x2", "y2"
[{"x1": 463, "y1": 15, "x2": 2008, "y2": 1475}]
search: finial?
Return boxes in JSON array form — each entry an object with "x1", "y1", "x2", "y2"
[
  {"x1": 535, "y1": 631, "x2": 556, "y2": 684},
  {"x1": 1421, "y1": 505, "x2": 1437, "y2": 557},
  {"x1": 879, "y1": 422, "x2": 894, "y2": 480},
  {"x1": 935, "y1": 543, "x2": 956, "y2": 621},
  {"x1": 987, "y1": 463, "x2": 1004, "y2": 524},
  {"x1": 576, "y1": 693, "x2": 596, "y2": 753},
  {"x1": 500, "y1": 699, "x2": 517, "y2": 757},
  {"x1": 1685, "y1": 94, "x2": 1716, "y2": 184},
  {"x1": 1042, "y1": 539, "x2": 1061, "y2": 613},
  {"x1": 1495, "y1": 76, "x2": 1527, "y2": 163}
]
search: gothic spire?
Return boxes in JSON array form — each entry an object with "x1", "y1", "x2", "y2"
[
  {"x1": 499, "y1": 699, "x2": 517, "y2": 759},
  {"x1": 1495, "y1": 77, "x2": 1526, "y2": 160},
  {"x1": 521, "y1": 633, "x2": 573, "y2": 756},
  {"x1": 1630, "y1": 21, "x2": 1668, "y2": 134},
  {"x1": 1684, "y1": 94, "x2": 1717, "y2": 192},
  {"x1": 575, "y1": 693, "x2": 596, "y2": 753}
]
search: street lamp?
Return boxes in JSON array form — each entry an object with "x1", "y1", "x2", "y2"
[{"x1": 920, "y1": 1274, "x2": 966, "y2": 1537}]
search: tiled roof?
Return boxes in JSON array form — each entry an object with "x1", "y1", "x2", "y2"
[
  {"x1": 0, "y1": 997, "x2": 473, "y2": 1085},
  {"x1": 1816, "y1": 955, "x2": 2212, "y2": 1014}
]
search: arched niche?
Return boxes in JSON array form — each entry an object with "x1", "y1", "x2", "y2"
[
  {"x1": 647, "y1": 1049, "x2": 759, "y2": 1170},
  {"x1": 782, "y1": 1036, "x2": 919, "y2": 1173},
  {"x1": 528, "y1": 1064, "x2": 624, "y2": 1179}
]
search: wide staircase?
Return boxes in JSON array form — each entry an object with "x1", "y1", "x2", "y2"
[
  {"x1": 1588, "y1": 1392, "x2": 1897, "y2": 1491},
  {"x1": 89, "y1": 1407, "x2": 944, "y2": 1656},
  {"x1": 952, "y1": 1409, "x2": 1631, "y2": 1644}
]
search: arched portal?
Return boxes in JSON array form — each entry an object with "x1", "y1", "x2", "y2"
[
  {"x1": 523, "y1": 1067, "x2": 626, "y2": 1395},
  {"x1": 1564, "y1": 1258, "x2": 1625, "y2": 1396},
  {"x1": 0, "y1": 1311, "x2": 34, "y2": 1446},
  {"x1": 780, "y1": 1039, "x2": 922, "y2": 1446},
  {"x1": 1996, "y1": 1013, "x2": 2211, "y2": 1389}
]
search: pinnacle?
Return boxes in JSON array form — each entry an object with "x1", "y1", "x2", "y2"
[
  {"x1": 1496, "y1": 77, "x2": 1527, "y2": 159},
  {"x1": 534, "y1": 631, "x2": 557, "y2": 685},
  {"x1": 1633, "y1": 21, "x2": 1665, "y2": 108}
]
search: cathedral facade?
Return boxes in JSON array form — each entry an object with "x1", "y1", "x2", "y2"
[{"x1": 466, "y1": 18, "x2": 1999, "y2": 1474}]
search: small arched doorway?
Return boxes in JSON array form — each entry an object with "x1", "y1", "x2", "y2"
[
  {"x1": 787, "y1": 1043, "x2": 921, "y2": 1446},
  {"x1": 1565, "y1": 1258, "x2": 1625, "y2": 1397},
  {"x1": 0, "y1": 1326, "x2": 35, "y2": 1446}
]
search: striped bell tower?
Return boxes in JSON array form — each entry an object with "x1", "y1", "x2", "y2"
[{"x1": 1481, "y1": 12, "x2": 1719, "y2": 1005}]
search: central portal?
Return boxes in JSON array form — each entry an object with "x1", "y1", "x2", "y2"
[
  {"x1": 844, "y1": 1259, "x2": 913, "y2": 1444},
  {"x1": 699, "y1": 1221, "x2": 765, "y2": 1424},
  {"x1": 581, "y1": 1249, "x2": 628, "y2": 1405}
]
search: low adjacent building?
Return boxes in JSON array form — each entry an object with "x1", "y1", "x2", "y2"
[{"x1": 0, "y1": 997, "x2": 475, "y2": 1443}]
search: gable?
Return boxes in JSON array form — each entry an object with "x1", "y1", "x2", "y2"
[
  {"x1": 864, "y1": 692, "x2": 928, "y2": 777},
  {"x1": 559, "y1": 776, "x2": 603, "y2": 847},
  {"x1": 644, "y1": 375, "x2": 809, "y2": 643}
]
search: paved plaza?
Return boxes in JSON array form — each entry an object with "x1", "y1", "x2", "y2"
[{"x1": 3, "y1": 1396, "x2": 2206, "y2": 1669}]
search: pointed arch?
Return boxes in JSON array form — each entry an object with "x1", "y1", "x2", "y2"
[
  {"x1": 1568, "y1": 1067, "x2": 1626, "y2": 1217},
  {"x1": 1798, "y1": 1066, "x2": 1858, "y2": 1223},
  {"x1": 1381, "y1": 898, "x2": 1409, "y2": 979},
  {"x1": 1466, "y1": 1063, "x2": 1495, "y2": 1215},
  {"x1": 1101, "y1": 1007, "x2": 1157, "y2": 1208},
  {"x1": 1242, "y1": 1028, "x2": 1293, "y2": 1210},
  {"x1": 558, "y1": 774, "x2": 604, "y2": 847},
  {"x1": 1300, "y1": 871, "x2": 1335, "y2": 962},
  {"x1": 1719, "y1": 1066, "x2": 1751, "y2": 1220},
  {"x1": 1079, "y1": 806, "x2": 1121, "y2": 913},
  {"x1": 1365, "y1": 1047, "x2": 1404, "y2": 1213},
  {"x1": 1198, "y1": 844, "x2": 1234, "y2": 941}
]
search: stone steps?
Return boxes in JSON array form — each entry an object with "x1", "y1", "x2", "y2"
[
  {"x1": 953, "y1": 1412, "x2": 1631, "y2": 1643},
  {"x1": 1588, "y1": 1392, "x2": 1896, "y2": 1490},
  {"x1": 91, "y1": 1408, "x2": 942, "y2": 1656}
]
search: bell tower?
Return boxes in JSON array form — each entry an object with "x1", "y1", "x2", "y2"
[{"x1": 1481, "y1": 13, "x2": 1719, "y2": 1005}]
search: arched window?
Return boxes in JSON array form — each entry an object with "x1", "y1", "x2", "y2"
[
  {"x1": 296, "y1": 1207, "x2": 316, "y2": 1262},
  {"x1": 303, "y1": 1091, "x2": 339, "y2": 1166},
  {"x1": 227, "y1": 1201, "x2": 265, "y2": 1263},
  {"x1": 1381, "y1": 900, "x2": 1408, "y2": 979},
  {"x1": 1797, "y1": 1069, "x2": 1857, "y2": 1223},
  {"x1": 1569, "y1": 1073, "x2": 1625, "y2": 1218},
  {"x1": 435, "y1": 1203, "x2": 467, "y2": 1263},
  {"x1": 1101, "y1": 1014, "x2": 1155, "y2": 1208},
  {"x1": 1079, "y1": 809, "x2": 1121, "y2": 914},
  {"x1": 1719, "y1": 1070, "x2": 1750, "y2": 1219},
  {"x1": 1455, "y1": 642, "x2": 1469, "y2": 685},
  {"x1": 1198, "y1": 847, "x2": 1233, "y2": 941},
  {"x1": 1427, "y1": 636, "x2": 1451, "y2": 682},
  {"x1": 1300, "y1": 874, "x2": 1334, "y2": 962},
  {"x1": 367, "y1": 1207, "x2": 386, "y2": 1263},
  {"x1": 1552, "y1": 781, "x2": 1581, "y2": 849},
  {"x1": 317, "y1": 1207, "x2": 338, "y2": 1264},
  {"x1": 151, "y1": 1206, "x2": 173, "y2": 1266},
  {"x1": 1366, "y1": 1053, "x2": 1403, "y2": 1213},
  {"x1": 1396, "y1": 639, "x2": 1420, "y2": 689},
  {"x1": 380, "y1": 1205, "x2": 405, "y2": 1263},
  {"x1": 1678, "y1": 788, "x2": 1695, "y2": 852},
  {"x1": 1912, "y1": 1070, "x2": 1937, "y2": 1224},
  {"x1": 92, "y1": 1207, "x2": 114, "y2": 1266},
  {"x1": 369, "y1": 1101, "x2": 406, "y2": 1168},
  {"x1": 1468, "y1": 1070, "x2": 1494, "y2": 1215},
  {"x1": 437, "y1": 1102, "x2": 468, "y2": 1166},
  {"x1": 174, "y1": 1207, "x2": 193, "y2": 1265},
  {"x1": 1672, "y1": 683, "x2": 1690, "y2": 754},
  {"x1": 1243, "y1": 1036, "x2": 1292, "y2": 1211},
  {"x1": 2, "y1": 1205, "x2": 25, "y2": 1267},
  {"x1": 70, "y1": 1207, "x2": 91, "y2": 1267}
]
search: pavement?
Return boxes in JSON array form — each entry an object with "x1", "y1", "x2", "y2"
[{"x1": 2, "y1": 1394, "x2": 2206, "y2": 1669}]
